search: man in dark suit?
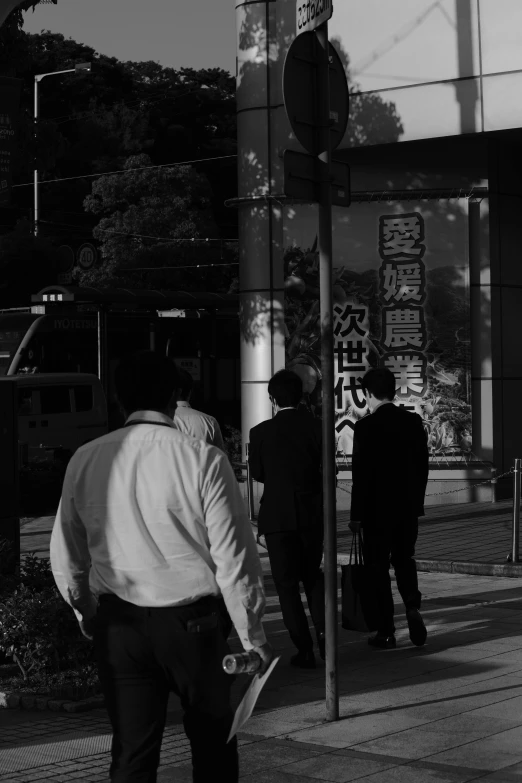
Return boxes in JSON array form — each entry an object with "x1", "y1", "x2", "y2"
[
  {"x1": 249, "y1": 369, "x2": 325, "y2": 668},
  {"x1": 349, "y1": 367, "x2": 429, "y2": 649}
]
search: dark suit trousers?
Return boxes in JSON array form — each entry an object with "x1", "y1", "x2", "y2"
[
  {"x1": 363, "y1": 518, "x2": 422, "y2": 636},
  {"x1": 93, "y1": 594, "x2": 238, "y2": 783},
  {"x1": 265, "y1": 528, "x2": 325, "y2": 652}
]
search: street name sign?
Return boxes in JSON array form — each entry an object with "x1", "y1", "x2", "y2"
[{"x1": 296, "y1": 0, "x2": 333, "y2": 35}]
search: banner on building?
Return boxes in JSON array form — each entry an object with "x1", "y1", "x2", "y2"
[
  {"x1": 0, "y1": 77, "x2": 22, "y2": 206},
  {"x1": 284, "y1": 200, "x2": 472, "y2": 462}
]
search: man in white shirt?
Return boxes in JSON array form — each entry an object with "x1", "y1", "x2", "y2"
[
  {"x1": 173, "y1": 368, "x2": 226, "y2": 450},
  {"x1": 50, "y1": 351, "x2": 271, "y2": 783}
]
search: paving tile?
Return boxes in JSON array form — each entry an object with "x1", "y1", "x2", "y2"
[
  {"x1": 350, "y1": 726, "x2": 475, "y2": 760},
  {"x1": 469, "y1": 694, "x2": 522, "y2": 720},
  {"x1": 281, "y1": 752, "x2": 399, "y2": 782},
  {"x1": 359, "y1": 761, "x2": 486, "y2": 782},
  {"x1": 157, "y1": 765, "x2": 193, "y2": 782},
  {"x1": 282, "y1": 712, "x2": 425, "y2": 749},
  {"x1": 243, "y1": 715, "x2": 313, "y2": 738},
  {"x1": 237, "y1": 770, "x2": 316, "y2": 782},
  {"x1": 474, "y1": 760, "x2": 522, "y2": 781},
  {"x1": 414, "y1": 712, "x2": 521, "y2": 737},
  {"x1": 426, "y1": 725, "x2": 522, "y2": 770},
  {"x1": 238, "y1": 739, "x2": 322, "y2": 776}
]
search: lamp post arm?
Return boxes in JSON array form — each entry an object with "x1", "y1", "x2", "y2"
[{"x1": 35, "y1": 68, "x2": 77, "y2": 82}]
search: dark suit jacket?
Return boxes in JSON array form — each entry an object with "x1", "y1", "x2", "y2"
[
  {"x1": 350, "y1": 403, "x2": 429, "y2": 525},
  {"x1": 248, "y1": 409, "x2": 322, "y2": 535}
]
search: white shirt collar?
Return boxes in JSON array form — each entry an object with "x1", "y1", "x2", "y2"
[
  {"x1": 125, "y1": 410, "x2": 175, "y2": 427},
  {"x1": 276, "y1": 406, "x2": 297, "y2": 413},
  {"x1": 176, "y1": 401, "x2": 191, "y2": 408}
]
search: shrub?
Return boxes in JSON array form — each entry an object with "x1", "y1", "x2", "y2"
[
  {"x1": 223, "y1": 425, "x2": 244, "y2": 480},
  {"x1": 0, "y1": 584, "x2": 95, "y2": 679},
  {"x1": 0, "y1": 546, "x2": 96, "y2": 682},
  {"x1": 0, "y1": 663, "x2": 100, "y2": 700}
]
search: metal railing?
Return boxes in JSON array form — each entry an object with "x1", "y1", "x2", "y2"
[
  {"x1": 511, "y1": 458, "x2": 521, "y2": 563},
  {"x1": 236, "y1": 455, "x2": 522, "y2": 566}
]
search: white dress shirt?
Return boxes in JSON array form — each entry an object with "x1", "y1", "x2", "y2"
[
  {"x1": 173, "y1": 401, "x2": 226, "y2": 451},
  {"x1": 50, "y1": 410, "x2": 267, "y2": 650}
]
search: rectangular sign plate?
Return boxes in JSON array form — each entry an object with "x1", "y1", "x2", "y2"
[
  {"x1": 283, "y1": 149, "x2": 350, "y2": 208},
  {"x1": 296, "y1": 0, "x2": 333, "y2": 35}
]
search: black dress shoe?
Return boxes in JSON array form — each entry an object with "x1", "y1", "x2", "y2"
[
  {"x1": 317, "y1": 632, "x2": 325, "y2": 661},
  {"x1": 406, "y1": 609, "x2": 427, "y2": 646},
  {"x1": 290, "y1": 650, "x2": 316, "y2": 669},
  {"x1": 368, "y1": 633, "x2": 396, "y2": 649}
]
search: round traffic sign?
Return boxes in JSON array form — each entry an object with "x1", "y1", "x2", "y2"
[
  {"x1": 283, "y1": 32, "x2": 349, "y2": 155},
  {"x1": 77, "y1": 243, "x2": 97, "y2": 270}
]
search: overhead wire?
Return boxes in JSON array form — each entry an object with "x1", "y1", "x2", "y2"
[
  {"x1": 352, "y1": 0, "x2": 455, "y2": 77},
  {"x1": 12, "y1": 153, "x2": 237, "y2": 188},
  {"x1": 37, "y1": 219, "x2": 238, "y2": 244}
]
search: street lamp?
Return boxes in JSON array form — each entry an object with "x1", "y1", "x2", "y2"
[{"x1": 33, "y1": 62, "x2": 91, "y2": 237}]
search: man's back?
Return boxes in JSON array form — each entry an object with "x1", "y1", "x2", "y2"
[
  {"x1": 174, "y1": 401, "x2": 225, "y2": 450},
  {"x1": 351, "y1": 404, "x2": 429, "y2": 523},
  {"x1": 249, "y1": 409, "x2": 322, "y2": 533},
  {"x1": 52, "y1": 418, "x2": 256, "y2": 610}
]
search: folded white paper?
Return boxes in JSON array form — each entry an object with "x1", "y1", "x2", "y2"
[{"x1": 227, "y1": 656, "x2": 280, "y2": 742}]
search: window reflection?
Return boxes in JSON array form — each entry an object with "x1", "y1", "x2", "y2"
[
  {"x1": 342, "y1": 78, "x2": 482, "y2": 148},
  {"x1": 333, "y1": 0, "x2": 479, "y2": 93},
  {"x1": 482, "y1": 71, "x2": 522, "y2": 132},
  {"x1": 478, "y1": 0, "x2": 522, "y2": 76}
]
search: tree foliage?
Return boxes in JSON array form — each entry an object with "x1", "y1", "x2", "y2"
[
  {"x1": 1, "y1": 20, "x2": 403, "y2": 301},
  {"x1": 75, "y1": 153, "x2": 237, "y2": 291}
]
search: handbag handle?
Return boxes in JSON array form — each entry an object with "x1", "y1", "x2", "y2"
[{"x1": 349, "y1": 530, "x2": 365, "y2": 566}]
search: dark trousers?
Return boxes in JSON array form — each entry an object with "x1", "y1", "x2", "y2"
[
  {"x1": 265, "y1": 527, "x2": 325, "y2": 652},
  {"x1": 93, "y1": 594, "x2": 238, "y2": 783},
  {"x1": 363, "y1": 518, "x2": 422, "y2": 636}
]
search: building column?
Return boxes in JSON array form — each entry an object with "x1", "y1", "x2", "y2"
[
  {"x1": 469, "y1": 197, "x2": 494, "y2": 464},
  {"x1": 236, "y1": 0, "x2": 286, "y2": 458}
]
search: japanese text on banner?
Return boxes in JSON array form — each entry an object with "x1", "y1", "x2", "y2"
[
  {"x1": 378, "y1": 212, "x2": 428, "y2": 407},
  {"x1": 333, "y1": 301, "x2": 371, "y2": 413}
]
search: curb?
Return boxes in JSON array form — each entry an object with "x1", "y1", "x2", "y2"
[
  {"x1": 416, "y1": 558, "x2": 522, "y2": 578},
  {"x1": 336, "y1": 553, "x2": 522, "y2": 578},
  {"x1": 0, "y1": 691, "x2": 105, "y2": 712}
]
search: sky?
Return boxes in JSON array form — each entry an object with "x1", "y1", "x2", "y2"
[
  {"x1": 22, "y1": 0, "x2": 522, "y2": 143},
  {"x1": 23, "y1": 0, "x2": 237, "y2": 73}
]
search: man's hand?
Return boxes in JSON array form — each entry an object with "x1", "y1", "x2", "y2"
[
  {"x1": 348, "y1": 520, "x2": 361, "y2": 534},
  {"x1": 253, "y1": 642, "x2": 274, "y2": 675}
]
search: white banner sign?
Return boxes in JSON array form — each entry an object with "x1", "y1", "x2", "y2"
[{"x1": 296, "y1": 0, "x2": 333, "y2": 35}]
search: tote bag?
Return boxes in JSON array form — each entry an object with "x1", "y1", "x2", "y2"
[{"x1": 341, "y1": 532, "x2": 378, "y2": 633}]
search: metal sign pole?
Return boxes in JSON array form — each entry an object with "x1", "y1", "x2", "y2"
[{"x1": 316, "y1": 20, "x2": 339, "y2": 722}]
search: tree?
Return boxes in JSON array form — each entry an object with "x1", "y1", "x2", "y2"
[
  {"x1": 4, "y1": 28, "x2": 238, "y2": 276},
  {"x1": 0, "y1": 0, "x2": 52, "y2": 75},
  {"x1": 75, "y1": 153, "x2": 236, "y2": 292},
  {"x1": 330, "y1": 36, "x2": 404, "y2": 146}
]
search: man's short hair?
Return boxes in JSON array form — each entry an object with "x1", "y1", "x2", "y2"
[
  {"x1": 361, "y1": 367, "x2": 396, "y2": 401},
  {"x1": 176, "y1": 368, "x2": 193, "y2": 400},
  {"x1": 115, "y1": 351, "x2": 180, "y2": 413},
  {"x1": 268, "y1": 369, "x2": 303, "y2": 408}
]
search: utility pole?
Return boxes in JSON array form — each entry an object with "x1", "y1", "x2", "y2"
[
  {"x1": 315, "y1": 19, "x2": 339, "y2": 723},
  {"x1": 33, "y1": 62, "x2": 91, "y2": 237}
]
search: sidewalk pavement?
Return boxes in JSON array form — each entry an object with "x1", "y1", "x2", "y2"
[
  {"x1": 21, "y1": 499, "x2": 517, "y2": 570},
  {"x1": 3, "y1": 566, "x2": 522, "y2": 781}
]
